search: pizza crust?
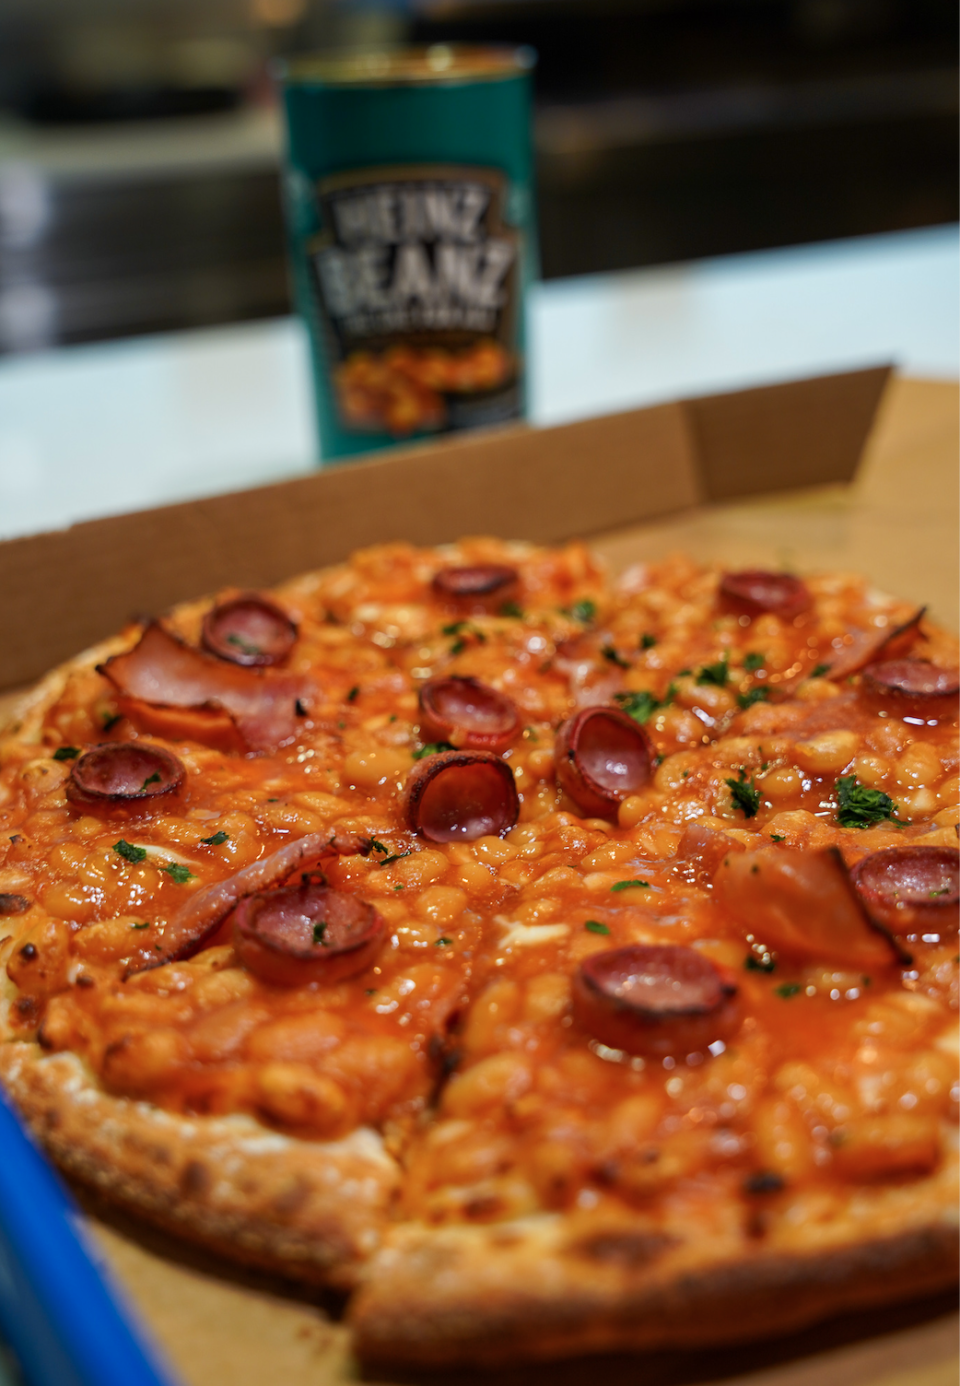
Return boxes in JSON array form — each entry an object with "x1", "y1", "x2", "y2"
[{"x1": 0, "y1": 1043, "x2": 398, "y2": 1289}]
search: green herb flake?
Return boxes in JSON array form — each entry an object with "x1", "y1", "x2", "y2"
[
  {"x1": 726, "y1": 768, "x2": 761, "y2": 819},
  {"x1": 312, "y1": 921, "x2": 327, "y2": 946},
  {"x1": 370, "y1": 839, "x2": 389, "y2": 854},
  {"x1": 745, "y1": 954, "x2": 776, "y2": 973},
  {"x1": 500, "y1": 601, "x2": 524, "y2": 619},
  {"x1": 929, "y1": 886, "x2": 951, "y2": 898},
  {"x1": 697, "y1": 657, "x2": 729, "y2": 687},
  {"x1": 737, "y1": 687, "x2": 770, "y2": 710},
  {"x1": 200, "y1": 831, "x2": 229, "y2": 846},
  {"x1": 861, "y1": 975, "x2": 872, "y2": 986},
  {"x1": 113, "y1": 839, "x2": 147, "y2": 864},
  {"x1": 162, "y1": 862, "x2": 195, "y2": 884},
  {"x1": 449, "y1": 639, "x2": 466, "y2": 656},
  {"x1": 584, "y1": 920, "x2": 611, "y2": 935},
  {"x1": 380, "y1": 850, "x2": 412, "y2": 867},
  {"x1": 601, "y1": 645, "x2": 630, "y2": 669},
  {"x1": 131, "y1": 921, "x2": 151, "y2": 930},
  {"x1": 775, "y1": 982, "x2": 802, "y2": 999},
  {"x1": 742, "y1": 653, "x2": 765, "y2": 672},
  {"x1": 53, "y1": 746, "x2": 80, "y2": 761},
  {"x1": 101, "y1": 713, "x2": 122, "y2": 731},
  {"x1": 835, "y1": 775, "x2": 902, "y2": 829},
  {"x1": 615, "y1": 686, "x2": 676, "y2": 725},
  {"x1": 611, "y1": 879, "x2": 650, "y2": 892},
  {"x1": 413, "y1": 742, "x2": 454, "y2": 761},
  {"x1": 810, "y1": 663, "x2": 831, "y2": 678},
  {"x1": 569, "y1": 599, "x2": 596, "y2": 625},
  {"x1": 141, "y1": 771, "x2": 161, "y2": 791},
  {"x1": 346, "y1": 686, "x2": 359, "y2": 702},
  {"x1": 640, "y1": 633, "x2": 657, "y2": 649},
  {"x1": 770, "y1": 833, "x2": 786, "y2": 842},
  {"x1": 226, "y1": 633, "x2": 261, "y2": 656},
  {"x1": 435, "y1": 936, "x2": 453, "y2": 947}
]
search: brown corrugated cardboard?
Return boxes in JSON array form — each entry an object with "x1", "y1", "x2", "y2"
[{"x1": 1, "y1": 366, "x2": 957, "y2": 1386}]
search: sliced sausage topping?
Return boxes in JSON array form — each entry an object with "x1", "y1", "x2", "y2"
[
  {"x1": 404, "y1": 750, "x2": 519, "y2": 843},
  {"x1": 418, "y1": 677, "x2": 520, "y2": 754},
  {"x1": 719, "y1": 571, "x2": 812, "y2": 619},
  {"x1": 573, "y1": 944, "x2": 740, "y2": 1057},
  {"x1": 861, "y1": 659, "x2": 959, "y2": 705},
  {"x1": 555, "y1": 707, "x2": 653, "y2": 819},
  {"x1": 67, "y1": 743, "x2": 185, "y2": 806},
  {"x1": 233, "y1": 881, "x2": 384, "y2": 987},
  {"x1": 201, "y1": 593, "x2": 298, "y2": 667},
  {"x1": 431, "y1": 564, "x2": 520, "y2": 612},
  {"x1": 815, "y1": 606, "x2": 925, "y2": 684},
  {"x1": 714, "y1": 844, "x2": 903, "y2": 967},
  {"x1": 850, "y1": 846, "x2": 959, "y2": 936}
]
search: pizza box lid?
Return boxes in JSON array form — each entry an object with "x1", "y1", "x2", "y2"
[{"x1": 0, "y1": 366, "x2": 957, "y2": 1386}]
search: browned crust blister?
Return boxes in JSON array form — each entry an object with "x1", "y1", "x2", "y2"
[{"x1": 0, "y1": 1043, "x2": 397, "y2": 1290}]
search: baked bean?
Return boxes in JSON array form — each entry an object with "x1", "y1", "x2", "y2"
[
  {"x1": 793, "y1": 731, "x2": 860, "y2": 773},
  {"x1": 442, "y1": 1052, "x2": 533, "y2": 1116}
]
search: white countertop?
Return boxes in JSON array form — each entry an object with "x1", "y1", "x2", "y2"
[{"x1": 0, "y1": 222, "x2": 956, "y2": 543}]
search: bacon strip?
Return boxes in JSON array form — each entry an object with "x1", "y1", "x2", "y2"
[
  {"x1": 127, "y1": 830, "x2": 371, "y2": 975},
  {"x1": 99, "y1": 622, "x2": 308, "y2": 751}
]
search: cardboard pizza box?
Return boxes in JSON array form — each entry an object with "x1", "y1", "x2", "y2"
[{"x1": 0, "y1": 366, "x2": 957, "y2": 1386}]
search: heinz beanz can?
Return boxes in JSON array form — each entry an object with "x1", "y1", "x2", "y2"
[{"x1": 278, "y1": 45, "x2": 536, "y2": 461}]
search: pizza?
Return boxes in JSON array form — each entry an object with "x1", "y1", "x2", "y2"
[{"x1": 0, "y1": 538, "x2": 956, "y2": 1365}]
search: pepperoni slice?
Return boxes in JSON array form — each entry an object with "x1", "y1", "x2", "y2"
[
  {"x1": 573, "y1": 944, "x2": 740, "y2": 1057},
  {"x1": 431, "y1": 564, "x2": 520, "y2": 613},
  {"x1": 850, "y1": 847, "x2": 959, "y2": 936},
  {"x1": 66, "y1": 742, "x2": 185, "y2": 806},
  {"x1": 555, "y1": 707, "x2": 653, "y2": 819},
  {"x1": 201, "y1": 593, "x2": 298, "y2": 667},
  {"x1": 719, "y1": 571, "x2": 812, "y2": 620},
  {"x1": 861, "y1": 659, "x2": 959, "y2": 713},
  {"x1": 233, "y1": 880, "x2": 384, "y2": 987},
  {"x1": 418, "y1": 677, "x2": 520, "y2": 754},
  {"x1": 404, "y1": 750, "x2": 519, "y2": 843}
]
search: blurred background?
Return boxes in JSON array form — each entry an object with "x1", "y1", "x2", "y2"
[{"x1": 0, "y1": 0, "x2": 956, "y2": 355}]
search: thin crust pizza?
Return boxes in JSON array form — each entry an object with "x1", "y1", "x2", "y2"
[{"x1": 0, "y1": 539, "x2": 956, "y2": 1364}]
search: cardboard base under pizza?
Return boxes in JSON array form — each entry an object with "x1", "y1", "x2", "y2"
[{"x1": 1, "y1": 368, "x2": 957, "y2": 1386}]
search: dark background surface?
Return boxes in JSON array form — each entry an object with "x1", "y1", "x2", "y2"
[{"x1": 0, "y1": 0, "x2": 956, "y2": 351}]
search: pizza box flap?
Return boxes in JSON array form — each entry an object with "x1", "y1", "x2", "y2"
[{"x1": 0, "y1": 364, "x2": 889, "y2": 694}]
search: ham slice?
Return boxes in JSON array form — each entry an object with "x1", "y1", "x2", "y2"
[{"x1": 99, "y1": 622, "x2": 308, "y2": 751}]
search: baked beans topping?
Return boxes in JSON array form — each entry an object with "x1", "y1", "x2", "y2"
[
  {"x1": 850, "y1": 846, "x2": 959, "y2": 936},
  {"x1": 431, "y1": 564, "x2": 520, "y2": 612},
  {"x1": 418, "y1": 676, "x2": 520, "y2": 754},
  {"x1": 66, "y1": 741, "x2": 185, "y2": 806},
  {"x1": 715, "y1": 845, "x2": 900, "y2": 969},
  {"x1": 862, "y1": 659, "x2": 960, "y2": 702},
  {"x1": 201, "y1": 593, "x2": 298, "y2": 667},
  {"x1": 555, "y1": 707, "x2": 653, "y2": 818},
  {"x1": 403, "y1": 750, "x2": 520, "y2": 842},
  {"x1": 233, "y1": 881, "x2": 384, "y2": 987},
  {"x1": 99, "y1": 621, "x2": 306, "y2": 750},
  {"x1": 572, "y1": 944, "x2": 740, "y2": 1056},
  {"x1": 719, "y1": 570, "x2": 812, "y2": 618}
]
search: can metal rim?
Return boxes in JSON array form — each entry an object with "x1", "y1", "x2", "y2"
[{"x1": 277, "y1": 43, "x2": 536, "y2": 88}]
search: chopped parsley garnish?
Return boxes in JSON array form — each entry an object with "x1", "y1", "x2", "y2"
[
  {"x1": 770, "y1": 833, "x2": 786, "y2": 842},
  {"x1": 131, "y1": 921, "x2": 151, "y2": 930},
  {"x1": 745, "y1": 954, "x2": 776, "y2": 973},
  {"x1": 141, "y1": 771, "x2": 161, "y2": 790},
  {"x1": 569, "y1": 599, "x2": 596, "y2": 624},
  {"x1": 370, "y1": 839, "x2": 389, "y2": 854},
  {"x1": 697, "y1": 657, "x2": 729, "y2": 687},
  {"x1": 162, "y1": 863, "x2": 194, "y2": 884},
  {"x1": 101, "y1": 713, "x2": 121, "y2": 731},
  {"x1": 413, "y1": 742, "x2": 454, "y2": 760},
  {"x1": 584, "y1": 920, "x2": 611, "y2": 935},
  {"x1": 500, "y1": 601, "x2": 524, "y2": 618},
  {"x1": 742, "y1": 653, "x2": 765, "y2": 672},
  {"x1": 226, "y1": 633, "x2": 261, "y2": 656},
  {"x1": 726, "y1": 768, "x2": 761, "y2": 819},
  {"x1": 611, "y1": 879, "x2": 650, "y2": 892},
  {"x1": 640, "y1": 633, "x2": 657, "y2": 649},
  {"x1": 810, "y1": 662, "x2": 831, "y2": 678},
  {"x1": 380, "y1": 850, "x2": 412, "y2": 866},
  {"x1": 312, "y1": 921, "x2": 327, "y2": 946},
  {"x1": 775, "y1": 983, "x2": 802, "y2": 999},
  {"x1": 615, "y1": 686, "x2": 675, "y2": 725},
  {"x1": 52, "y1": 746, "x2": 80, "y2": 761},
  {"x1": 346, "y1": 686, "x2": 359, "y2": 702},
  {"x1": 737, "y1": 687, "x2": 770, "y2": 710},
  {"x1": 200, "y1": 831, "x2": 229, "y2": 846},
  {"x1": 435, "y1": 936, "x2": 453, "y2": 947},
  {"x1": 113, "y1": 839, "x2": 146, "y2": 864},
  {"x1": 835, "y1": 775, "x2": 902, "y2": 829},
  {"x1": 601, "y1": 645, "x2": 630, "y2": 669},
  {"x1": 929, "y1": 886, "x2": 951, "y2": 898},
  {"x1": 443, "y1": 620, "x2": 486, "y2": 656}
]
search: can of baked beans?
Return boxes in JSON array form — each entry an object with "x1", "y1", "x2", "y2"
[{"x1": 277, "y1": 45, "x2": 537, "y2": 462}]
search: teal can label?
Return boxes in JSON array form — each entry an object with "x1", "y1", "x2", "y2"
[{"x1": 278, "y1": 47, "x2": 536, "y2": 461}]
